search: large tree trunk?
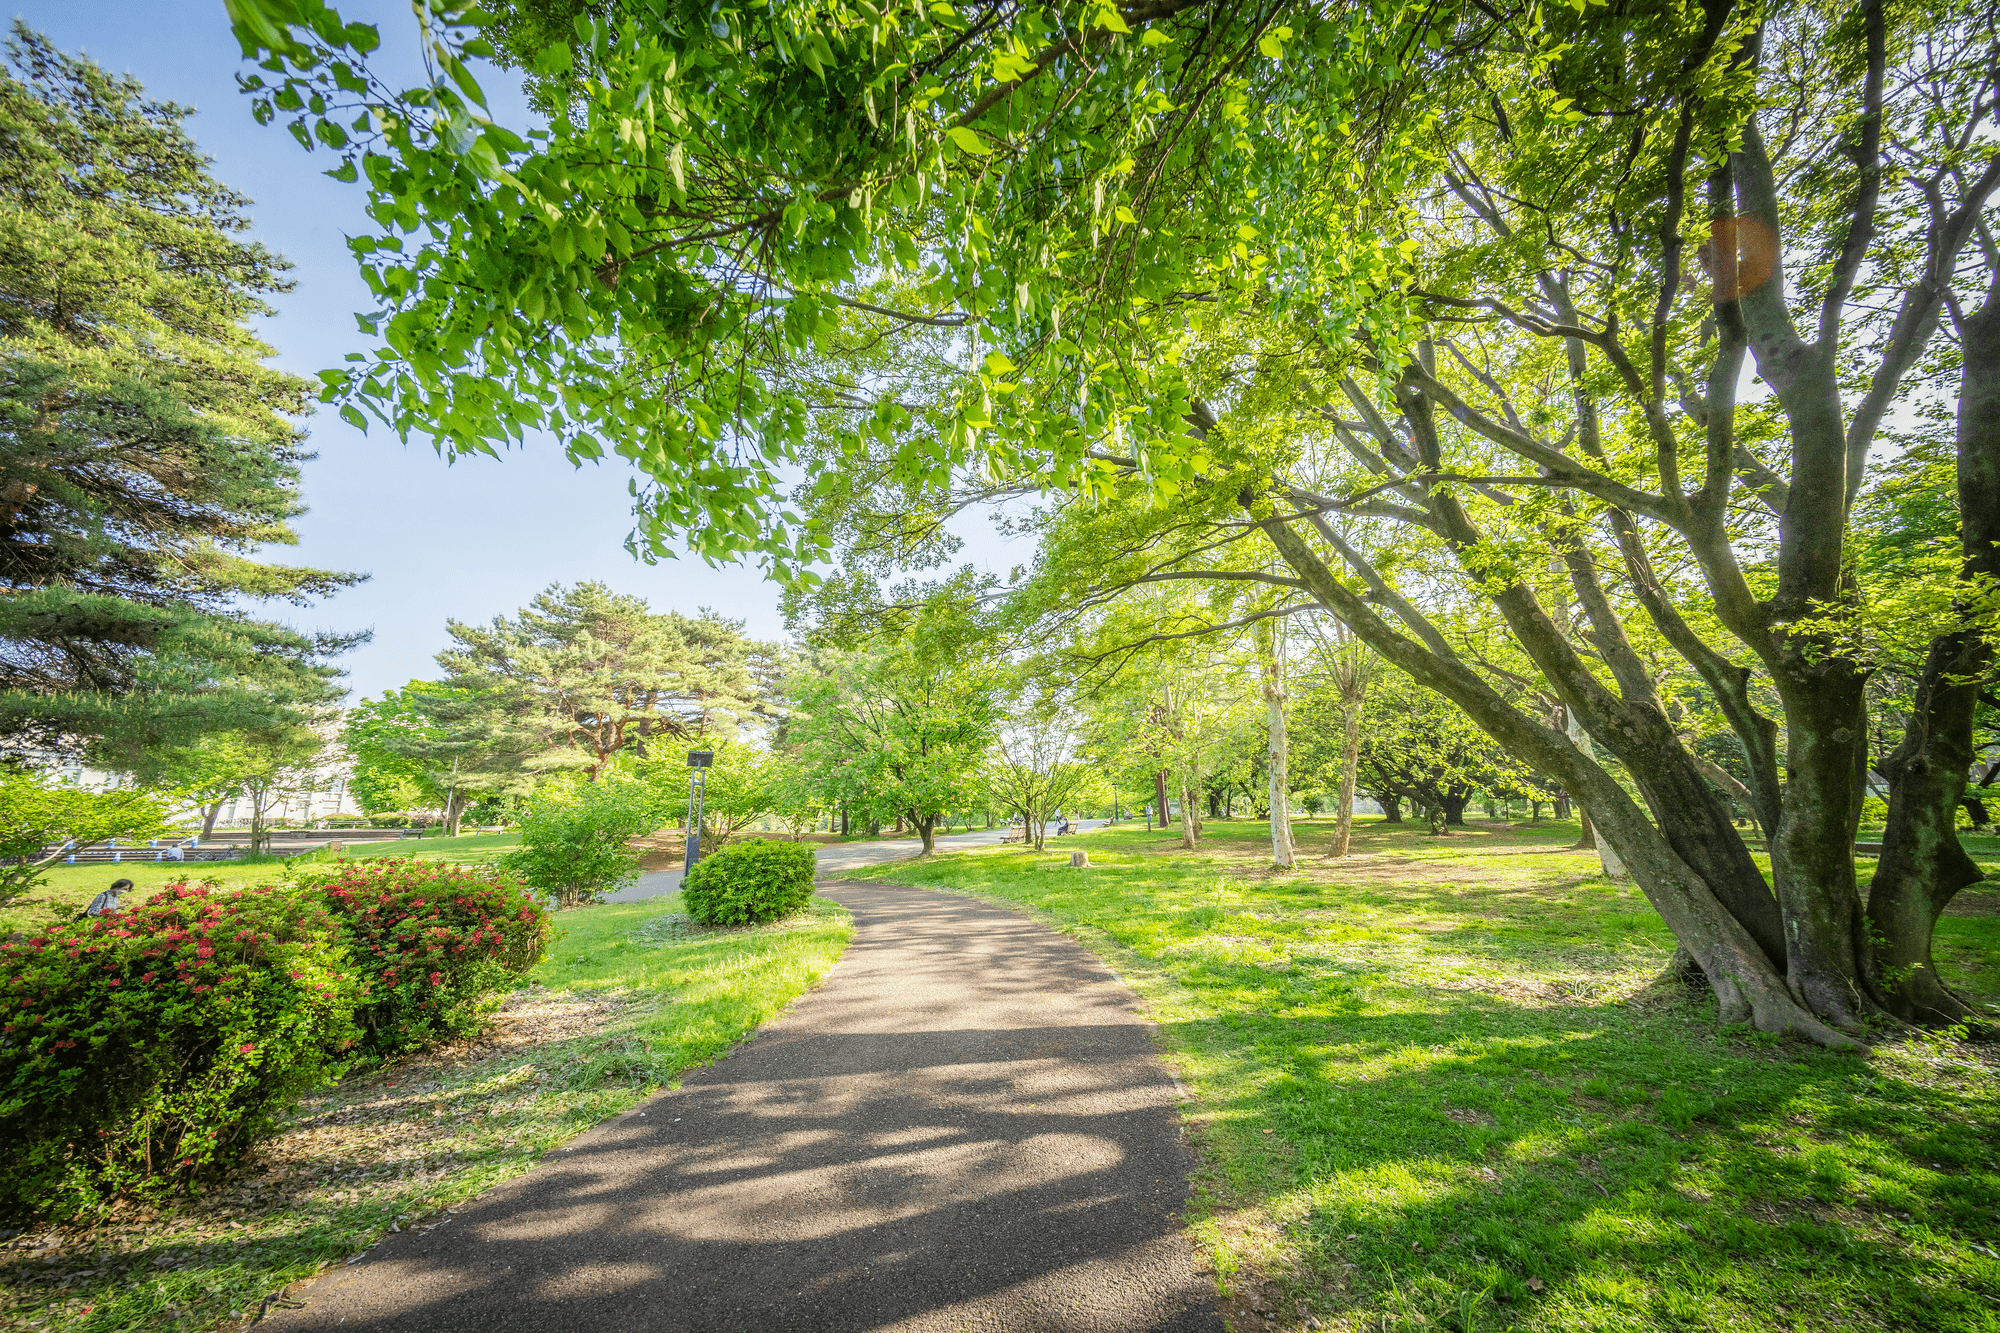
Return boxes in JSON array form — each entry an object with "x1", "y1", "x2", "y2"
[
  {"x1": 1869, "y1": 284, "x2": 2000, "y2": 1021},
  {"x1": 1257, "y1": 616, "x2": 1295, "y2": 868},
  {"x1": 1767, "y1": 654, "x2": 1875, "y2": 1033},
  {"x1": 1378, "y1": 793, "x2": 1402, "y2": 823},
  {"x1": 1871, "y1": 632, "x2": 1984, "y2": 1022},
  {"x1": 916, "y1": 813, "x2": 937, "y2": 855},
  {"x1": 444, "y1": 787, "x2": 471, "y2": 837},
  {"x1": 1256, "y1": 511, "x2": 1861, "y2": 1049},
  {"x1": 201, "y1": 799, "x2": 224, "y2": 840},
  {"x1": 1441, "y1": 793, "x2": 1469, "y2": 826},
  {"x1": 1397, "y1": 384, "x2": 1789, "y2": 968}
]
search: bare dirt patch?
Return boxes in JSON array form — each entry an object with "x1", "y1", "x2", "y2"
[{"x1": 1943, "y1": 888, "x2": 1998, "y2": 918}]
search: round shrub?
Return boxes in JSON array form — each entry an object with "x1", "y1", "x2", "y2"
[
  {"x1": 301, "y1": 859, "x2": 553, "y2": 1053},
  {"x1": 0, "y1": 882, "x2": 363, "y2": 1220},
  {"x1": 680, "y1": 840, "x2": 817, "y2": 925}
]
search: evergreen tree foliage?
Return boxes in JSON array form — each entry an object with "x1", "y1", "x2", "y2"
[
  {"x1": 0, "y1": 26, "x2": 361, "y2": 761},
  {"x1": 435, "y1": 582, "x2": 773, "y2": 779}
]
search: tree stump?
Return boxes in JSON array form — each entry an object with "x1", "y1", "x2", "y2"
[{"x1": 1069, "y1": 850, "x2": 1090, "y2": 868}]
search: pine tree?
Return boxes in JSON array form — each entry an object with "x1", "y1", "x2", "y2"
[
  {"x1": 0, "y1": 26, "x2": 361, "y2": 762},
  {"x1": 436, "y1": 582, "x2": 771, "y2": 779}
]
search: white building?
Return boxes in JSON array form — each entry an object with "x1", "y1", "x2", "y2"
[{"x1": 16, "y1": 720, "x2": 368, "y2": 827}]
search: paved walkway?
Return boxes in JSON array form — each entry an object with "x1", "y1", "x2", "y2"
[
  {"x1": 603, "y1": 821, "x2": 1113, "y2": 903},
  {"x1": 273, "y1": 872, "x2": 1217, "y2": 1332}
]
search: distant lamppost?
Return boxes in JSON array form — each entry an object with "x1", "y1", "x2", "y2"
[{"x1": 684, "y1": 749, "x2": 714, "y2": 871}]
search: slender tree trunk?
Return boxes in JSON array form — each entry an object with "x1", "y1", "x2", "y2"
[
  {"x1": 1566, "y1": 706, "x2": 1628, "y2": 878},
  {"x1": 1332, "y1": 689, "x2": 1362, "y2": 857},
  {"x1": 1154, "y1": 769, "x2": 1170, "y2": 827},
  {"x1": 1179, "y1": 771, "x2": 1197, "y2": 849},
  {"x1": 1257, "y1": 617, "x2": 1295, "y2": 868}
]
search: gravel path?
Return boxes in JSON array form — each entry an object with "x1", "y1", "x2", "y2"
[{"x1": 272, "y1": 877, "x2": 1219, "y2": 1332}]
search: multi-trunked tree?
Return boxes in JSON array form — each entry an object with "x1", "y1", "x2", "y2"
[{"x1": 230, "y1": 0, "x2": 1994, "y2": 1043}]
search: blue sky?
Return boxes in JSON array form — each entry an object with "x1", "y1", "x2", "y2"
[{"x1": 15, "y1": 2, "x2": 831, "y2": 701}]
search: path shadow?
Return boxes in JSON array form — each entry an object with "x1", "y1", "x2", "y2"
[{"x1": 269, "y1": 882, "x2": 1219, "y2": 1333}]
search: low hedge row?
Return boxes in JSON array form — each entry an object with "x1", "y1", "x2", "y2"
[{"x1": 0, "y1": 861, "x2": 550, "y2": 1220}]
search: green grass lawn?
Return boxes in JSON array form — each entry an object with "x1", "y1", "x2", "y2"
[
  {"x1": 0, "y1": 891, "x2": 852, "y2": 1333},
  {"x1": 0, "y1": 833, "x2": 526, "y2": 936},
  {"x1": 850, "y1": 816, "x2": 2000, "y2": 1333}
]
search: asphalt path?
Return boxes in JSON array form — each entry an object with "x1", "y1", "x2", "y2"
[
  {"x1": 272, "y1": 860, "x2": 1217, "y2": 1332},
  {"x1": 603, "y1": 820, "x2": 1114, "y2": 903}
]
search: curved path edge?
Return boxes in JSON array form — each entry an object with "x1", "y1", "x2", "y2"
[{"x1": 270, "y1": 877, "x2": 1221, "y2": 1332}]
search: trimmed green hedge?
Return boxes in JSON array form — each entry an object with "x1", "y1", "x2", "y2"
[{"x1": 680, "y1": 840, "x2": 816, "y2": 925}]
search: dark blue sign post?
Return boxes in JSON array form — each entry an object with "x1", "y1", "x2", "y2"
[{"x1": 684, "y1": 749, "x2": 713, "y2": 871}]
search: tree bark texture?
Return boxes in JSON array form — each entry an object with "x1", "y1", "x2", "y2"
[
  {"x1": 1257, "y1": 616, "x2": 1295, "y2": 868},
  {"x1": 1868, "y1": 278, "x2": 2000, "y2": 1021},
  {"x1": 1255, "y1": 511, "x2": 1862, "y2": 1049},
  {"x1": 1565, "y1": 707, "x2": 1628, "y2": 879},
  {"x1": 1332, "y1": 674, "x2": 1364, "y2": 858}
]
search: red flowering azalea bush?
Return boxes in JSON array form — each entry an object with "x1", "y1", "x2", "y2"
[
  {"x1": 0, "y1": 882, "x2": 363, "y2": 1219},
  {"x1": 301, "y1": 859, "x2": 552, "y2": 1054}
]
